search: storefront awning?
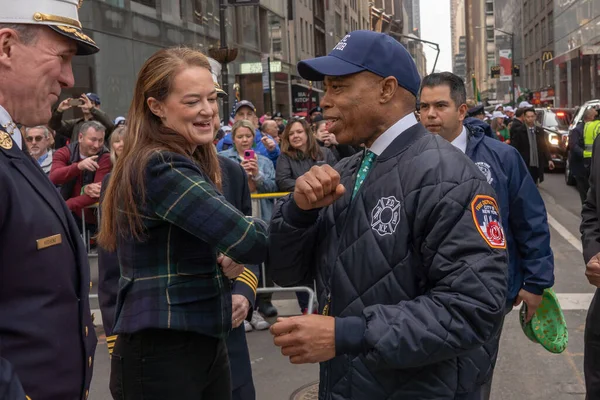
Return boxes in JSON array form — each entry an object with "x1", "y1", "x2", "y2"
[{"x1": 553, "y1": 47, "x2": 580, "y2": 65}]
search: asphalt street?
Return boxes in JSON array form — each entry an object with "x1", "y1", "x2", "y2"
[{"x1": 87, "y1": 171, "x2": 595, "y2": 400}]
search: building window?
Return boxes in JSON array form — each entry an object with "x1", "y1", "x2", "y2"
[
  {"x1": 344, "y1": 5, "x2": 348, "y2": 23},
  {"x1": 548, "y1": 12, "x2": 553, "y2": 43},
  {"x1": 132, "y1": 0, "x2": 156, "y2": 7},
  {"x1": 305, "y1": 20, "x2": 309, "y2": 52},
  {"x1": 541, "y1": 18, "x2": 546, "y2": 46},
  {"x1": 524, "y1": 1, "x2": 528, "y2": 23},
  {"x1": 310, "y1": 24, "x2": 313, "y2": 54},
  {"x1": 300, "y1": 18, "x2": 305, "y2": 51},
  {"x1": 335, "y1": 12, "x2": 342, "y2": 38},
  {"x1": 486, "y1": 27, "x2": 494, "y2": 42},
  {"x1": 485, "y1": 2, "x2": 493, "y2": 15},
  {"x1": 529, "y1": 29, "x2": 534, "y2": 55},
  {"x1": 524, "y1": 33, "x2": 528, "y2": 54},
  {"x1": 534, "y1": 24, "x2": 539, "y2": 51}
]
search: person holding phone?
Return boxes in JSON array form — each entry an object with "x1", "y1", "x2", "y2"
[
  {"x1": 50, "y1": 92, "x2": 114, "y2": 148},
  {"x1": 219, "y1": 119, "x2": 278, "y2": 330}
]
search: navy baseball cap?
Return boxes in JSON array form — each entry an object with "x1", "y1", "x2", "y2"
[
  {"x1": 234, "y1": 100, "x2": 256, "y2": 114},
  {"x1": 86, "y1": 93, "x2": 101, "y2": 105},
  {"x1": 298, "y1": 30, "x2": 421, "y2": 97}
]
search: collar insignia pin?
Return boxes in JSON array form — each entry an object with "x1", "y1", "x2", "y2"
[{"x1": 0, "y1": 131, "x2": 13, "y2": 150}]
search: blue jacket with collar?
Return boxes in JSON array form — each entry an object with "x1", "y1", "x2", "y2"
[{"x1": 464, "y1": 122, "x2": 555, "y2": 303}]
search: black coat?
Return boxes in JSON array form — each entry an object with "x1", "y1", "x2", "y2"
[
  {"x1": 275, "y1": 147, "x2": 337, "y2": 192},
  {"x1": 269, "y1": 123, "x2": 507, "y2": 398},
  {"x1": 510, "y1": 119, "x2": 551, "y2": 177},
  {"x1": 569, "y1": 121, "x2": 588, "y2": 177},
  {"x1": 0, "y1": 126, "x2": 96, "y2": 399},
  {"x1": 97, "y1": 155, "x2": 258, "y2": 395}
]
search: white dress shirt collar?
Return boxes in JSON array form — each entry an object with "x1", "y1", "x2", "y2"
[
  {"x1": 0, "y1": 105, "x2": 22, "y2": 150},
  {"x1": 369, "y1": 113, "x2": 419, "y2": 156},
  {"x1": 450, "y1": 126, "x2": 468, "y2": 154}
]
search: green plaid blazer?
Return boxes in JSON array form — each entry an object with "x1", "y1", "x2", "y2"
[{"x1": 113, "y1": 151, "x2": 268, "y2": 338}]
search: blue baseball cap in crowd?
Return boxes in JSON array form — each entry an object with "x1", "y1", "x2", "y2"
[
  {"x1": 86, "y1": 93, "x2": 101, "y2": 105},
  {"x1": 297, "y1": 30, "x2": 421, "y2": 97}
]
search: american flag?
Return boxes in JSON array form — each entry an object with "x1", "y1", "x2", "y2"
[
  {"x1": 228, "y1": 97, "x2": 238, "y2": 126},
  {"x1": 228, "y1": 84, "x2": 241, "y2": 126}
]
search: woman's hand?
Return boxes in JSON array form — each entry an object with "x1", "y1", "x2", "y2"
[{"x1": 241, "y1": 158, "x2": 259, "y2": 177}]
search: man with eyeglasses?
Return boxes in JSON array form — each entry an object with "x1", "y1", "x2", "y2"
[{"x1": 25, "y1": 125, "x2": 54, "y2": 175}]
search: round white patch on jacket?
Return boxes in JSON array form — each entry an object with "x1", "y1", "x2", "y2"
[
  {"x1": 475, "y1": 162, "x2": 494, "y2": 185},
  {"x1": 371, "y1": 196, "x2": 402, "y2": 237}
]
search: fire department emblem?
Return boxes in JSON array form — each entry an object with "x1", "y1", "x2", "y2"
[
  {"x1": 371, "y1": 196, "x2": 401, "y2": 237},
  {"x1": 471, "y1": 195, "x2": 506, "y2": 249}
]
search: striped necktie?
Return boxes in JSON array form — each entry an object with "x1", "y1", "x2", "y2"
[{"x1": 352, "y1": 150, "x2": 376, "y2": 199}]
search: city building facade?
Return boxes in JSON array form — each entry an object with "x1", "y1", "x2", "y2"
[
  {"x1": 553, "y1": 0, "x2": 600, "y2": 108},
  {"x1": 521, "y1": 0, "x2": 556, "y2": 106}
]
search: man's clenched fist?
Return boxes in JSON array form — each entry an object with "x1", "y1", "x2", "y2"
[
  {"x1": 294, "y1": 165, "x2": 345, "y2": 210},
  {"x1": 586, "y1": 253, "x2": 600, "y2": 287}
]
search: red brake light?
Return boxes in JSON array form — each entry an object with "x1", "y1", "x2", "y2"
[{"x1": 556, "y1": 112, "x2": 565, "y2": 117}]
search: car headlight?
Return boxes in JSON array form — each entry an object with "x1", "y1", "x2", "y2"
[{"x1": 548, "y1": 133, "x2": 559, "y2": 146}]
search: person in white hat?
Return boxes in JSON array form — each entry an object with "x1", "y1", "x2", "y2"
[
  {"x1": 491, "y1": 110, "x2": 510, "y2": 142},
  {"x1": 0, "y1": 1, "x2": 98, "y2": 399}
]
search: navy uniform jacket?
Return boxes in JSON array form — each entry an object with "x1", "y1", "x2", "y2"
[
  {"x1": 0, "y1": 126, "x2": 97, "y2": 399},
  {"x1": 97, "y1": 155, "x2": 258, "y2": 393}
]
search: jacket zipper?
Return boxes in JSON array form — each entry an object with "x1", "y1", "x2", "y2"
[{"x1": 321, "y1": 157, "x2": 368, "y2": 398}]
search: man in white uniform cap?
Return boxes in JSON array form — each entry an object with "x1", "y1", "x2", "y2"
[{"x1": 0, "y1": 1, "x2": 99, "y2": 399}]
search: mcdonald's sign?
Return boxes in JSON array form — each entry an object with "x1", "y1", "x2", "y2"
[{"x1": 541, "y1": 51, "x2": 553, "y2": 62}]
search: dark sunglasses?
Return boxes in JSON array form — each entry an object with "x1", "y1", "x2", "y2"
[{"x1": 26, "y1": 135, "x2": 45, "y2": 143}]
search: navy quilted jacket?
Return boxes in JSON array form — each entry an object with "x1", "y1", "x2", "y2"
[{"x1": 268, "y1": 123, "x2": 508, "y2": 399}]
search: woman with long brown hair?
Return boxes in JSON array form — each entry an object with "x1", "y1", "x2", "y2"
[
  {"x1": 276, "y1": 118, "x2": 337, "y2": 192},
  {"x1": 97, "y1": 47, "x2": 268, "y2": 400}
]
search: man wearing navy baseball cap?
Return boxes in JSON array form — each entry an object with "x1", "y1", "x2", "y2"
[{"x1": 269, "y1": 30, "x2": 507, "y2": 399}]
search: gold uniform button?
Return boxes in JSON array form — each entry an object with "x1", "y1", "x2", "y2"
[
  {"x1": 85, "y1": 326, "x2": 89, "y2": 336},
  {"x1": 88, "y1": 356, "x2": 92, "y2": 367}
]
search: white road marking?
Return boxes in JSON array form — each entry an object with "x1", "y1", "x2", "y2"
[
  {"x1": 556, "y1": 293, "x2": 595, "y2": 310},
  {"x1": 547, "y1": 213, "x2": 583, "y2": 253}
]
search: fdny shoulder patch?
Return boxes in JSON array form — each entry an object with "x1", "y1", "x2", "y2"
[{"x1": 471, "y1": 195, "x2": 506, "y2": 249}]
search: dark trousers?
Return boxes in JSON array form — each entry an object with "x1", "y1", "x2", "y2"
[
  {"x1": 256, "y1": 263, "x2": 273, "y2": 305},
  {"x1": 478, "y1": 303, "x2": 513, "y2": 400},
  {"x1": 528, "y1": 166, "x2": 540, "y2": 184},
  {"x1": 576, "y1": 174, "x2": 591, "y2": 204},
  {"x1": 110, "y1": 329, "x2": 231, "y2": 400},
  {"x1": 585, "y1": 290, "x2": 600, "y2": 399}
]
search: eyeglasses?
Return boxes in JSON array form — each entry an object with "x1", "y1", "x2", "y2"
[{"x1": 26, "y1": 136, "x2": 45, "y2": 143}]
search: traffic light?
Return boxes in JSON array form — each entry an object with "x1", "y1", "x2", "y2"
[
  {"x1": 490, "y1": 65, "x2": 500, "y2": 79},
  {"x1": 513, "y1": 64, "x2": 520, "y2": 77}
]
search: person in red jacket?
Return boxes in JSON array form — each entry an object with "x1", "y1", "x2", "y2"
[{"x1": 50, "y1": 120, "x2": 112, "y2": 233}]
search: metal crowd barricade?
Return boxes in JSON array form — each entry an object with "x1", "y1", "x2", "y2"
[
  {"x1": 82, "y1": 203, "x2": 100, "y2": 257},
  {"x1": 82, "y1": 193, "x2": 317, "y2": 313},
  {"x1": 251, "y1": 192, "x2": 316, "y2": 315}
]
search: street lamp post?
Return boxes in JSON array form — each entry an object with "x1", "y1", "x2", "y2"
[
  {"x1": 474, "y1": 26, "x2": 517, "y2": 106},
  {"x1": 495, "y1": 28, "x2": 516, "y2": 106},
  {"x1": 208, "y1": 0, "x2": 238, "y2": 118},
  {"x1": 395, "y1": 33, "x2": 440, "y2": 74}
]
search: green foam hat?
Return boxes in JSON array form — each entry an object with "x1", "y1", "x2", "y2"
[{"x1": 519, "y1": 288, "x2": 568, "y2": 354}]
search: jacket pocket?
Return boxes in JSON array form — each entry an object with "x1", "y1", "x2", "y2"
[
  {"x1": 166, "y1": 276, "x2": 220, "y2": 305},
  {"x1": 175, "y1": 255, "x2": 217, "y2": 276}
]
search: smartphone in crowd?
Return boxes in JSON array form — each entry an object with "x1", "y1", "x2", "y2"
[
  {"x1": 243, "y1": 149, "x2": 255, "y2": 161},
  {"x1": 68, "y1": 98, "x2": 85, "y2": 107}
]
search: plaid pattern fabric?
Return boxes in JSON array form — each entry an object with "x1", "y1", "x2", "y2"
[{"x1": 113, "y1": 151, "x2": 269, "y2": 338}]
